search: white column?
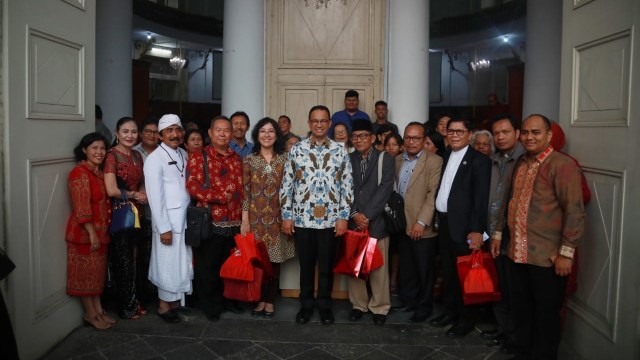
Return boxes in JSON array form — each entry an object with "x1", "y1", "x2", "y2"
[
  {"x1": 96, "y1": 0, "x2": 132, "y2": 133},
  {"x1": 522, "y1": 0, "x2": 562, "y2": 120},
  {"x1": 387, "y1": 0, "x2": 430, "y2": 133},
  {"x1": 222, "y1": 0, "x2": 265, "y2": 126}
]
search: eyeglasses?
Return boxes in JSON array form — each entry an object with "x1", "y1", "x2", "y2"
[
  {"x1": 143, "y1": 129, "x2": 158, "y2": 135},
  {"x1": 473, "y1": 142, "x2": 491, "y2": 148},
  {"x1": 351, "y1": 133, "x2": 371, "y2": 141},
  {"x1": 308, "y1": 119, "x2": 330, "y2": 126},
  {"x1": 259, "y1": 129, "x2": 276, "y2": 135},
  {"x1": 404, "y1": 136, "x2": 424, "y2": 143},
  {"x1": 446, "y1": 129, "x2": 469, "y2": 136}
]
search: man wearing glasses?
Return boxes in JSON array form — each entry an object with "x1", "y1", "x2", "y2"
[
  {"x1": 431, "y1": 117, "x2": 491, "y2": 337},
  {"x1": 280, "y1": 105, "x2": 353, "y2": 326},
  {"x1": 393, "y1": 122, "x2": 442, "y2": 323}
]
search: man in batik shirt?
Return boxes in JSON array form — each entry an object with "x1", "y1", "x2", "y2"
[
  {"x1": 280, "y1": 105, "x2": 353, "y2": 326},
  {"x1": 507, "y1": 114, "x2": 585, "y2": 360}
]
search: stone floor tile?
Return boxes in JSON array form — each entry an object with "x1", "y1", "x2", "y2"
[
  {"x1": 162, "y1": 342, "x2": 220, "y2": 360},
  {"x1": 41, "y1": 330, "x2": 99, "y2": 360},
  {"x1": 258, "y1": 342, "x2": 317, "y2": 359},
  {"x1": 222, "y1": 345, "x2": 281, "y2": 360},
  {"x1": 318, "y1": 343, "x2": 379, "y2": 360},
  {"x1": 100, "y1": 338, "x2": 158, "y2": 360},
  {"x1": 201, "y1": 338, "x2": 256, "y2": 358},
  {"x1": 378, "y1": 345, "x2": 438, "y2": 360},
  {"x1": 288, "y1": 347, "x2": 342, "y2": 360},
  {"x1": 141, "y1": 335, "x2": 200, "y2": 355},
  {"x1": 85, "y1": 331, "x2": 141, "y2": 351}
]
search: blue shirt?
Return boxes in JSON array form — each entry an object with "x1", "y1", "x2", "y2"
[
  {"x1": 329, "y1": 109, "x2": 371, "y2": 138},
  {"x1": 230, "y1": 139, "x2": 254, "y2": 158},
  {"x1": 397, "y1": 150, "x2": 424, "y2": 198}
]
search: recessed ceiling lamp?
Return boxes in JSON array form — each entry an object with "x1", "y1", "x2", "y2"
[{"x1": 502, "y1": 35, "x2": 509, "y2": 43}]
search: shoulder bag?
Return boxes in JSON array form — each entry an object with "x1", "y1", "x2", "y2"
[
  {"x1": 377, "y1": 153, "x2": 406, "y2": 236},
  {"x1": 109, "y1": 190, "x2": 141, "y2": 235},
  {"x1": 185, "y1": 150, "x2": 211, "y2": 247}
]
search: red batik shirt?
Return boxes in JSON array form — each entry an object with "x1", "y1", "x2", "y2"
[{"x1": 186, "y1": 146, "x2": 243, "y2": 226}]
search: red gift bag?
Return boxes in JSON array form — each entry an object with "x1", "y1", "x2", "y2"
[
  {"x1": 223, "y1": 267, "x2": 264, "y2": 302},
  {"x1": 220, "y1": 233, "x2": 259, "y2": 282},
  {"x1": 333, "y1": 229, "x2": 383, "y2": 281},
  {"x1": 457, "y1": 250, "x2": 501, "y2": 305}
]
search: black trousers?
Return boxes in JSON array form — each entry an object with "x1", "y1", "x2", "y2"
[
  {"x1": 493, "y1": 253, "x2": 514, "y2": 336},
  {"x1": 294, "y1": 227, "x2": 337, "y2": 310},
  {"x1": 437, "y1": 214, "x2": 473, "y2": 324},
  {"x1": 194, "y1": 232, "x2": 236, "y2": 317},
  {"x1": 509, "y1": 259, "x2": 567, "y2": 360},
  {"x1": 398, "y1": 233, "x2": 437, "y2": 316},
  {"x1": 109, "y1": 229, "x2": 139, "y2": 318}
]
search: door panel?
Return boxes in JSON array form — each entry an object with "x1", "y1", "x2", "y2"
[
  {"x1": 4, "y1": 0, "x2": 95, "y2": 358},
  {"x1": 559, "y1": 0, "x2": 639, "y2": 358}
]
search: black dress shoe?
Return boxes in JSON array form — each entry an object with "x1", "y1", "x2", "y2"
[
  {"x1": 429, "y1": 314, "x2": 456, "y2": 327},
  {"x1": 372, "y1": 314, "x2": 387, "y2": 325},
  {"x1": 480, "y1": 329, "x2": 503, "y2": 340},
  {"x1": 349, "y1": 309, "x2": 364, "y2": 322},
  {"x1": 486, "y1": 338, "x2": 505, "y2": 349},
  {"x1": 390, "y1": 304, "x2": 415, "y2": 312},
  {"x1": 225, "y1": 302, "x2": 245, "y2": 314},
  {"x1": 445, "y1": 323, "x2": 474, "y2": 338},
  {"x1": 295, "y1": 308, "x2": 313, "y2": 324},
  {"x1": 319, "y1": 309, "x2": 335, "y2": 325},
  {"x1": 158, "y1": 309, "x2": 181, "y2": 323},
  {"x1": 408, "y1": 312, "x2": 428, "y2": 323}
]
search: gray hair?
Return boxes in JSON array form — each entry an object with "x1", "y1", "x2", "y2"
[{"x1": 470, "y1": 130, "x2": 495, "y2": 154}]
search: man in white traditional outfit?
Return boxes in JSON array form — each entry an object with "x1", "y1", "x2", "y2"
[{"x1": 144, "y1": 114, "x2": 193, "y2": 323}]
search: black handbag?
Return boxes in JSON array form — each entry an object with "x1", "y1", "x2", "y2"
[
  {"x1": 185, "y1": 150, "x2": 210, "y2": 247},
  {"x1": 109, "y1": 190, "x2": 140, "y2": 235},
  {"x1": 376, "y1": 153, "x2": 406, "y2": 236},
  {"x1": 384, "y1": 191, "x2": 406, "y2": 236}
]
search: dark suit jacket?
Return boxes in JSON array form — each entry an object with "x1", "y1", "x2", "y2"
[
  {"x1": 349, "y1": 148, "x2": 394, "y2": 239},
  {"x1": 439, "y1": 146, "x2": 491, "y2": 243}
]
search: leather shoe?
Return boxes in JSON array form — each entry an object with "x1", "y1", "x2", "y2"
[
  {"x1": 408, "y1": 312, "x2": 429, "y2": 323},
  {"x1": 445, "y1": 323, "x2": 474, "y2": 338},
  {"x1": 429, "y1": 314, "x2": 456, "y2": 328},
  {"x1": 349, "y1": 309, "x2": 364, "y2": 322},
  {"x1": 486, "y1": 338, "x2": 505, "y2": 349},
  {"x1": 295, "y1": 308, "x2": 313, "y2": 324},
  {"x1": 372, "y1": 314, "x2": 386, "y2": 325},
  {"x1": 319, "y1": 309, "x2": 334, "y2": 325},
  {"x1": 390, "y1": 304, "x2": 415, "y2": 312},
  {"x1": 480, "y1": 329, "x2": 502, "y2": 340},
  {"x1": 158, "y1": 309, "x2": 181, "y2": 323},
  {"x1": 225, "y1": 302, "x2": 245, "y2": 314}
]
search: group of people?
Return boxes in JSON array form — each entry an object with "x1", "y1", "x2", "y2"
[{"x1": 66, "y1": 89, "x2": 585, "y2": 360}]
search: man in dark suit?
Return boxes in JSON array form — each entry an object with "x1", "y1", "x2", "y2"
[
  {"x1": 430, "y1": 117, "x2": 491, "y2": 337},
  {"x1": 346, "y1": 119, "x2": 395, "y2": 325}
]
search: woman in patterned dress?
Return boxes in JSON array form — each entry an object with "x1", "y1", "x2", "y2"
[
  {"x1": 66, "y1": 132, "x2": 114, "y2": 330},
  {"x1": 240, "y1": 117, "x2": 295, "y2": 318},
  {"x1": 104, "y1": 117, "x2": 149, "y2": 319}
]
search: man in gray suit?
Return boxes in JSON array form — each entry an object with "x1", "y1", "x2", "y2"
[{"x1": 346, "y1": 119, "x2": 395, "y2": 325}]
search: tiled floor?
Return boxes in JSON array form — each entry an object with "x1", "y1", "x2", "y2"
[{"x1": 42, "y1": 297, "x2": 584, "y2": 360}]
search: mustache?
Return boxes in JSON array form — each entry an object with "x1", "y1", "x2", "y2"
[{"x1": 169, "y1": 137, "x2": 180, "y2": 141}]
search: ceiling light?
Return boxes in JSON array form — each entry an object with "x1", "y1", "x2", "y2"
[
  {"x1": 146, "y1": 32, "x2": 151, "y2": 40},
  {"x1": 148, "y1": 47, "x2": 173, "y2": 58},
  {"x1": 502, "y1": 35, "x2": 509, "y2": 43}
]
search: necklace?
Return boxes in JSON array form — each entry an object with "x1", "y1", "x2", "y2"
[{"x1": 159, "y1": 144, "x2": 185, "y2": 177}]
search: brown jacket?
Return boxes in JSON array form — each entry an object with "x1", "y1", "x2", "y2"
[{"x1": 395, "y1": 151, "x2": 443, "y2": 238}]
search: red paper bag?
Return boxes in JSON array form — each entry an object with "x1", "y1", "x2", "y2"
[
  {"x1": 223, "y1": 267, "x2": 264, "y2": 302},
  {"x1": 235, "y1": 232, "x2": 258, "y2": 264},
  {"x1": 220, "y1": 247, "x2": 254, "y2": 281},
  {"x1": 457, "y1": 250, "x2": 501, "y2": 305},
  {"x1": 333, "y1": 229, "x2": 383, "y2": 280}
]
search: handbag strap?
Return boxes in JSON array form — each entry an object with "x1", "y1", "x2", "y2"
[{"x1": 377, "y1": 151, "x2": 384, "y2": 186}]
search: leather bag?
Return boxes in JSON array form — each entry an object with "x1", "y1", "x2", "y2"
[
  {"x1": 185, "y1": 150, "x2": 210, "y2": 247},
  {"x1": 109, "y1": 190, "x2": 140, "y2": 235}
]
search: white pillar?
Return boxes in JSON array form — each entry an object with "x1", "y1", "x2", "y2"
[
  {"x1": 222, "y1": 0, "x2": 265, "y2": 127},
  {"x1": 387, "y1": 0, "x2": 430, "y2": 133},
  {"x1": 96, "y1": 0, "x2": 132, "y2": 133},
  {"x1": 522, "y1": 0, "x2": 562, "y2": 120}
]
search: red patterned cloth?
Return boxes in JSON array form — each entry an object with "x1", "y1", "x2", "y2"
[
  {"x1": 65, "y1": 162, "x2": 111, "y2": 296},
  {"x1": 186, "y1": 146, "x2": 243, "y2": 226},
  {"x1": 104, "y1": 147, "x2": 144, "y2": 192}
]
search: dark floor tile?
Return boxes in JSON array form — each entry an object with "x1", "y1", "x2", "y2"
[
  {"x1": 318, "y1": 344, "x2": 379, "y2": 360},
  {"x1": 259, "y1": 342, "x2": 316, "y2": 359},
  {"x1": 379, "y1": 345, "x2": 438, "y2": 360},
  {"x1": 74, "y1": 352, "x2": 109, "y2": 360},
  {"x1": 110, "y1": 314, "x2": 209, "y2": 338},
  {"x1": 222, "y1": 345, "x2": 281, "y2": 360},
  {"x1": 86, "y1": 331, "x2": 141, "y2": 351},
  {"x1": 163, "y1": 342, "x2": 220, "y2": 360},
  {"x1": 288, "y1": 348, "x2": 341, "y2": 360},
  {"x1": 201, "y1": 339, "x2": 255, "y2": 358},
  {"x1": 42, "y1": 329, "x2": 98, "y2": 360},
  {"x1": 100, "y1": 338, "x2": 158, "y2": 360},
  {"x1": 141, "y1": 335, "x2": 199, "y2": 354},
  {"x1": 357, "y1": 349, "x2": 405, "y2": 360},
  {"x1": 426, "y1": 345, "x2": 494, "y2": 359}
]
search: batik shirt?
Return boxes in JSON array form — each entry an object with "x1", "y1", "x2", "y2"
[
  {"x1": 280, "y1": 138, "x2": 353, "y2": 229},
  {"x1": 507, "y1": 146, "x2": 585, "y2": 267}
]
